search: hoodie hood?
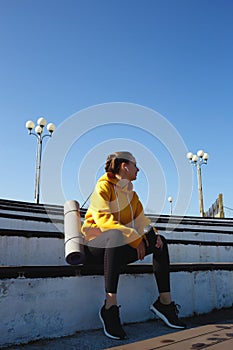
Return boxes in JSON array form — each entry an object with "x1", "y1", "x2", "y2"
[{"x1": 98, "y1": 172, "x2": 133, "y2": 192}]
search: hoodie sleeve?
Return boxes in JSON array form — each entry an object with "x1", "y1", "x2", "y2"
[{"x1": 90, "y1": 180, "x2": 143, "y2": 248}]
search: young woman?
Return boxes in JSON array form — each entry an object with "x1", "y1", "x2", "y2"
[{"x1": 81, "y1": 151, "x2": 186, "y2": 340}]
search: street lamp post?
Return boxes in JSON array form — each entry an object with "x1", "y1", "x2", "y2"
[
  {"x1": 26, "y1": 117, "x2": 56, "y2": 204},
  {"x1": 186, "y1": 150, "x2": 209, "y2": 217},
  {"x1": 168, "y1": 196, "x2": 173, "y2": 215}
]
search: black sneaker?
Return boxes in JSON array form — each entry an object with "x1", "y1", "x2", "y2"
[
  {"x1": 150, "y1": 298, "x2": 186, "y2": 329},
  {"x1": 99, "y1": 304, "x2": 127, "y2": 340}
]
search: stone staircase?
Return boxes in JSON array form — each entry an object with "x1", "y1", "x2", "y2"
[{"x1": 0, "y1": 198, "x2": 233, "y2": 348}]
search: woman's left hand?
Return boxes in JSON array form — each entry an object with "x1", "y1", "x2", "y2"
[
  {"x1": 155, "y1": 234, "x2": 163, "y2": 249},
  {"x1": 136, "y1": 241, "x2": 146, "y2": 260}
]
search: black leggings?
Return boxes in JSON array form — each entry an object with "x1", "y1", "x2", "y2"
[{"x1": 84, "y1": 228, "x2": 170, "y2": 294}]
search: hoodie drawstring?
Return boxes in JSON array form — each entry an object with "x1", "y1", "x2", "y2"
[
  {"x1": 114, "y1": 186, "x2": 121, "y2": 223},
  {"x1": 127, "y1": 193, "x2": 135, "y2": 229},
  {"x1": 114, "y1": 185, "x2": 135, "y2": 228}
]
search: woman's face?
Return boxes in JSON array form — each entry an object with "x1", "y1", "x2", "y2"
[{"x1": 126, "y1": 157, "x2": 139, "y2": 181}]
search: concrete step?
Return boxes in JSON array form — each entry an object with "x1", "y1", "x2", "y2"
[
  {"x1": 1, "y1": 198, "x2": 233, "y2": 266},
  {"x1": 1, "y1": 262, "x2": 233, "y2": 348}
]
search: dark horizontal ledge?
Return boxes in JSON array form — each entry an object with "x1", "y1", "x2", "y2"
[
  {"x1": 167, "y1": 239, "x2": 233, "y2": 247},
  {"x1": 158, "y1": 226, "x2": 233, "y2": 235},
  {"x1": 0, "y1": 229, "x2": 63, "y2": 238},
  {"x1": 0, "y1": 201, "x2": 86, "y2": 218},
  {"x1": 1, "y1": 263, "x2": 233, "y2": 280},
  {"x1": 0, "y1": 212, "x2": 64, "y2": 223},
  {"x1": 148, "y1": 214, "x2": 233, "y2": 227},
  {"x1": 0, "y1": 198, "x2": 63, "y2": 213},
  {"x1": 0, "y1": 198, "x2": 85, "y2": 218}
]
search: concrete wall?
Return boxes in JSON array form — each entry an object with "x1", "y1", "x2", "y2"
[
  {"x1": 1, "y1": 268, "x2": 233, "y2": 348},
  {"x1": 1, "y1": 233, "x2": 233, "y2": 266},
  {"x1": 0, "y1": 236, "x2": 66, "y2": 266}
]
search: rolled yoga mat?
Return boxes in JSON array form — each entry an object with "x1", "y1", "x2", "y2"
[{"x1": 64, "y1": 200, "x2": 86, "y2": 265}]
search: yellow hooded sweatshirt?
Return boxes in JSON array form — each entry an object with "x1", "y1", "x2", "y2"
[{"x1": 81, "y1": 172, "x2": 151, "y2": 248}]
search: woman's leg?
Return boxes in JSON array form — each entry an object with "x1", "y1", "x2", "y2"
[
  {"x1": 85, "y1": 230, "x2": 126, "y2": 308},
  {"x1": 117, "y1": 229, "x2": 185, "y2": 328},
  {"x1": 85, "y1": 230, "x2": 127, "y2": 339},
  {"x1": 117, "y1": 229, "x2": 171, "y2": 297},
  {"x1": 143, "y1": 229, "x2": 186, "y2": 328},
  {"x1": 145, "y1": 230, "x2": 171, "y2": 301},
  {"x1": 85, "y1": 228, "x2": 171, "y2": 298},
  {"x1": 85, "y1": 228, "x2": 185, "y2": 330}
]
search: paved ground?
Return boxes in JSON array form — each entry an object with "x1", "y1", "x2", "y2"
[{"x1": 3, "y1": 307, "x2": 233, "y2": 350}]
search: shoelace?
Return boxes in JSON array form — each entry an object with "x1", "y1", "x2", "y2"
[
  {"x1": 171, "y1": 302, "x2": 181, "y2": 316},
  {"x1": 115, "y1": 305, "x2": 122, "y2": 321}
]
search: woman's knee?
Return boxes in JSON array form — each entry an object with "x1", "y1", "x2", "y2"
[
  {"x1": 87, "y1": 229, "x2": 124, "y2": 249},
  {"x1": 160, "y1": 234, "x2": 167, "y2": 243},
  {"x1": 105, "y1": 229, "x2": 125, "y2": 248}
]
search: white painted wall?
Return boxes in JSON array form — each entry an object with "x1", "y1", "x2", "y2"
[
  {"x1": 1, "y1": 269, "x2": 233, "y2": 347},
  {"x1": 1, "y1": 233, "x2": 233, "y2": 266},
  {"x1": 0, "y1": 216, "x2": 63, "y2": 232},
  {"x1": 1, "y1": 214, "x2": 233, "y2": 266},
  {"x1": 0, "y1": 236, "x2": 67, "y2": 266}
]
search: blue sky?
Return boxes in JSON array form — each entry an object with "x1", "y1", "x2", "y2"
[{"x1": 0, "y1": 0, "x2": 232, "y2": 217}]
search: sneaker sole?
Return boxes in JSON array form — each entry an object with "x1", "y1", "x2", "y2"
[
  {"x1": 99, "y1": 310, "x2": 124, "y2": 340},
  {"x1": 150, "y1": 304, "x2": 185, "y2": 329}
]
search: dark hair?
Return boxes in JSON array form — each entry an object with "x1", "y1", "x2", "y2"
[{"x1": 105, "y1": 151, "x2": 134, "y2": 174}]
